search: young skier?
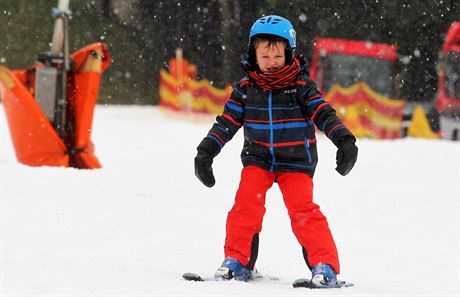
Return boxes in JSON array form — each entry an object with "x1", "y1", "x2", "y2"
[{"x1": 194, "y1": 15, "x2": 358, "y2": 287}]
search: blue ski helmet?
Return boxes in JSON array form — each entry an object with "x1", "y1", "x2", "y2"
[{"x1": 248, "y1": 15, "x2": 296, "y2": 49}]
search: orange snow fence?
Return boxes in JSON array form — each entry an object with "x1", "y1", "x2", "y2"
[
  {"x1": 325, "y1": 82, "x2": 405, "y2": 139},
  {"x1": 159, "y1": 50, "x2": 231, "y2": 116},
  {"x1": 0, "y1": 42, "x2": 110, "y2": 168}
]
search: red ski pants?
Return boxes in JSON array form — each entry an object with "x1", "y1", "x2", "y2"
[{"x1": 224, "y1": 165, "x2": 340, "y2": 273}]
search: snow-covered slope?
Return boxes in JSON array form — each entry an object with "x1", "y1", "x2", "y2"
[{"x1": 1, "y1": 105, "x2": 459, "y2": 296}]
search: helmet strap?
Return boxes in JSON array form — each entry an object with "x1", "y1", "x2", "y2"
[
  {"x1": 285, "y1": 48, "x2": 294, "y2": 65},
  {"x1": 247, "y1": 45, "x2": 257, "y2": 66}
]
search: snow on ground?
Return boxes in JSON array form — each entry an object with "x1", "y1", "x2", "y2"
[{"x1": 1, "y1": 105, "x2": 459, "y2": 296}]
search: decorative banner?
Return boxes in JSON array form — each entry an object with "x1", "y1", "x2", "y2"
[
  {"x1": 325, "y1": 82, "x2": 406, "y2": 139},
  {"x1": 159, "y1": 49, "x2": 231, "y2": 117}
]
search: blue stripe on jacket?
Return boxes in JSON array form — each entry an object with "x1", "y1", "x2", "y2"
[
  {"x1": 275, "y1": 161, "x2": 314, "y2": 169},
  {"x1": 307, "y1": 97, "x2": 325, "y2": 106},
  {"x1": 233, "y1": 87, "x2": 245, "y2": 98},
  {"x1": 245, "y1": 105, "x2": 301, "y2": 111},
  {"x1": 226, "y1": 102, "x2": 244, "y2": 113},
  {"x1": 245, "y1": 121, "x2": 310, "y2": 130},
  {"x1": 207, "y1": 135, "x2": 224, "y2": 149}
]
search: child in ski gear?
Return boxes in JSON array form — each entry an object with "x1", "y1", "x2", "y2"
[{"x1": 194, "y1": 15, "x2": 358, "y2": 286}]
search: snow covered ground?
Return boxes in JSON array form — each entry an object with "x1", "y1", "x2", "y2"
[{"x1": 1, "y1": 105, "x2": 459, "y2": 296}]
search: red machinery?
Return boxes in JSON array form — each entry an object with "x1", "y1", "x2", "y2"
[
  {"x1": 309, "y1": 37, "x2": 404, "y2": 139},
  {"x1": 435, "y1": 22, "x2": 460, "y2": 140},
  {"x1": 310, "y1": 37, "x2": 398, "y2": 98}
]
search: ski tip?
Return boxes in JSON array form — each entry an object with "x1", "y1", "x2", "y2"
[
  {"x1": 335, "y1": 280, "x2": 354, "y2": 287},
  {"x1": 182, "y1": 272, "x2": 204, "y2": 282},
  {"x1": 292, "y1": 278, "x2": 310, "y2": 288}
]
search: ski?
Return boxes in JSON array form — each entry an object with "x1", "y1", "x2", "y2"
[
  {"x1": 182, "y1": 272, "x2": 219, "y2": 282},
  {"x1": 292, "y1": 278, "x2": 354, "y2": 289},
  {"x1": 182, "y1": 272, "x2": 279, "y2": 282},
  {"x1": 183, "y1": 272, "x2": 353, "y2": 288}
]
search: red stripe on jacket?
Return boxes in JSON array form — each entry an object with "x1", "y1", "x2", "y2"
[
  {"x1": 223, "y1": 113, "x2": 243, "y2": 127},
  {"x1": 311, "y1": 102, "x2": 330, "y2": 122},
  {"x1": 228, "y1": 98, "x2": 242, "y2": 106},
  {"x1": 209, "y1": 132, "x2": 225, "y2": 145},
  {"x1": 327, "y1": 124, "x2": 345, "y2": 138},
  {"x1": 239, "y1": 80, "x2": 252, "y2": 87},
  {"x1": 250, "y1": 138, "x2": 316, "y2": 148},
  {"x1": 296, "y1": 80, "x2": 307, "y2": 85}
]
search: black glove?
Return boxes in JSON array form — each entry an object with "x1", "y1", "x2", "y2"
[
  {"x1": 194, "y1": 137, "x2": 221, "y2": 187},
  {"x1": 335, "y1": 136, "x2": 358, "y2": 176}
]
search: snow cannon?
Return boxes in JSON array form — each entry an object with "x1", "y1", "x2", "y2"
[{"x1": 0, "y1": 0, "x2": 110, "y2": 168}]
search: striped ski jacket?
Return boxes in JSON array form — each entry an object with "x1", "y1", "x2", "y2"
[{"x1": 204, "y1": 69, "x2": 354, "y2": 176}]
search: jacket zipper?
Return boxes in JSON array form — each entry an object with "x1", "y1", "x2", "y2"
[
  {"x1": 304, "y1": 138, "x2": 312, "y2": 163},
  {"x1": 268, "y1": 91, "x2": 275, "y2": 171}
]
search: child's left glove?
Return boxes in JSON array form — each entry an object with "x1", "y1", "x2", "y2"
[
  {"x1": 194, "y1": 137, "x2": 221, "y2": 187},
  {"x1": 335, "y1": 136, "x2": 358, "y2": 176}
]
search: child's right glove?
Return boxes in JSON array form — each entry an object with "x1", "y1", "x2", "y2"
[
  {"x1": 194, "y1": 137, "x2": 221, "y2": 187},
  {"x1": 335, "y1": 136, "x2": 358, "y2": 176}
]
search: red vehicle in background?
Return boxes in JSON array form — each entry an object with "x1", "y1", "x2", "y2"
[
  {"x1": 310, "y1": 37, "x2": 398, "y2": 98},
  {"x1": 309, "y1": 37, "x2": 407, "y2": 138},
  {"x1": 435, "y1": 22, "x2": 460, "y2": 140}
]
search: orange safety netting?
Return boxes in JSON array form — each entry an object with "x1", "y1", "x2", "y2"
[
  {"x1": 159, "y1": 57, "x2": 231, "y2": 116},
  {"x1": 325, "y1": 82, "x2": 405, "y2": 139}
]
